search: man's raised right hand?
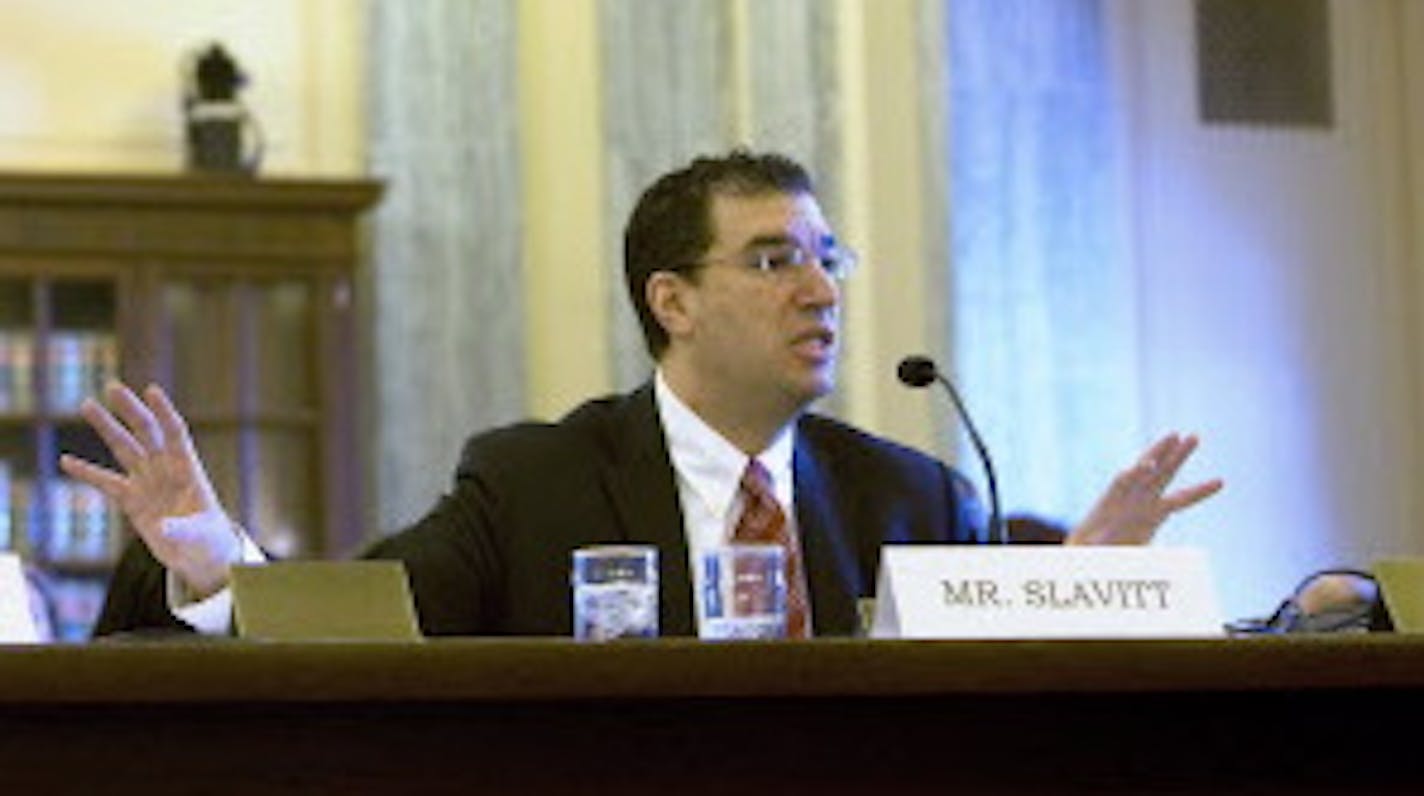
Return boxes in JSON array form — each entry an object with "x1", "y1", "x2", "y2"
[{"x1": 59, "y1": 382, "x2": 240, "y2": 599}]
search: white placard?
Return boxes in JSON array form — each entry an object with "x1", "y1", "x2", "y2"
[
  {"x1": 871, "y1": 546, "x2": 1223, "y2": 639},
  {"x1": 0, "y1": 553, "x2": 40, "y2": 643}
]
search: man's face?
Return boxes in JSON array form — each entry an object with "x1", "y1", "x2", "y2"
[{"x1": 671, "y1": 190, "x2": 842, "y2": 416}]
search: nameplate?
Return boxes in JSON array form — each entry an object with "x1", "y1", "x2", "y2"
[
  {"x1": 0, "y1": 553, "x2": 40, "y2": 643},
  {"x1": 871, "y1": 546, "x2": 1223, "y2": 639},
  {"x1": 232, "y1": 561, "x2": 423, "y2": 642}
]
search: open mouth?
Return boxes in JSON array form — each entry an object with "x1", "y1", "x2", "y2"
[{"x1": 793, "y1": 328, "x2": 837, "y2": 360}]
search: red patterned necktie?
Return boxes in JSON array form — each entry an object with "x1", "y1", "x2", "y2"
[{"x1": 732, "y1": 459, "x2": 811, "y2": 638}]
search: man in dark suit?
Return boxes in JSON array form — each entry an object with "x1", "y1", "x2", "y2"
[{"x1": 65, "y1": 150, "x2": 1221, "y2": 638}]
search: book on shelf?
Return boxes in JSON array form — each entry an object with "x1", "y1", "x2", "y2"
[
  {"x1": 0, "y1": 330, "x2": 119, "y2": 414},
  {"x1": 0, "y1": 468, "x2": 122, "y2": 566},
  {"x1": 0, "y1": 461, "x2": 10, "y2": 552},
  {"x1": 46, "y1": 331, "x2": 121, "y2": 413},
  {"x1": 46, "y1": 576, "x2": 107, "y2": 643},
  {"x1": 0, "y1": 332, "x2": 34, "y2": 413}
]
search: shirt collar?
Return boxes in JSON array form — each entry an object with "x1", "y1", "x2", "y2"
[{"x1": 654, "y1": 371, "x2": 796, "y2": 513}]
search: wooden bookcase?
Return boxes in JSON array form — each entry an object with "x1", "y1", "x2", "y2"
[{"x1": 0, "y1": 173, "x2": 383, "y2": 640}]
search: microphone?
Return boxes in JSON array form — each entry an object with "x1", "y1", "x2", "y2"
[{"x1": 896, "y1": 355, "x2": 1005, "y2": 544}]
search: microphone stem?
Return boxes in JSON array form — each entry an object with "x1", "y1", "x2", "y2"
[{"x1": 935, "y1": 375, "x2": 1005, "y2": 545}]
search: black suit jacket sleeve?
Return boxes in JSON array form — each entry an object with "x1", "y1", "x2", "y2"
[
  {"x1": 91, "y1": 539, "x2": 196, "y2": 638},
  {"x1": 362, "y1": 423, "x2": 537, "y2": 637},
  {"x1": 364, "y1": 396, "x2": 676, "y2": 637}
]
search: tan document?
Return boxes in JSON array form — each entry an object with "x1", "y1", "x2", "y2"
[
  {"x1": 1374, "y1": 558, "x2": 1424, "y2": 632},
  {"x1": 231, "y1": 561, "x2": 422, "y2": 642}
]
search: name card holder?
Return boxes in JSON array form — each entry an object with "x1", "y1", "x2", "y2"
[{"x1": 871, "y1": 546, "x2": 1223, "y2": 639}]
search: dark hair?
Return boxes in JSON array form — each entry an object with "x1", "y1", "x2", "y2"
[{"x1": 623, "y1": 150, "x2": 814, "y2": 358}]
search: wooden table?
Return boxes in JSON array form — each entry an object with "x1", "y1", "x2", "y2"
[{"x1": 1, "y1": 635, "x2": 1419, "y2": 793}]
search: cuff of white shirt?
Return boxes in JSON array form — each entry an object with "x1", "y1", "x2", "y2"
[{"x1": 167, "y1": 532, "x2": 267, "y2": 636}]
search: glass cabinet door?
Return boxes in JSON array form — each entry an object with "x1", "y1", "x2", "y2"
[
  {"x1": 0, "y1": 172, "x2": 380, "y2": 643},
  {"x1": 157, "y1": 277, "x2": 322, "y2": 559},
  {"x1": 0, "y1": 273, "x2": 122, "y2": 641},
  {"x1": 0, "y1": 276, "x2": 36, "y2": 557}
]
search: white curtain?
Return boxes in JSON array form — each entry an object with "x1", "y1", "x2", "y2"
[
  {"x1": 945, "y1": 0, "x2": 1141, "y2": 522},
  {"x1": 365, "y1": 0, "x2": 525, "y2": 531},
  {"x1": 599, "y1": 0, "x2": 845, "y2": 394},
  {"x1": 600, "y1": 0, "x2": 733, "y2": 390},
  {"x1": 742, "y1": 0, "x2": 844, "y2": 219}
]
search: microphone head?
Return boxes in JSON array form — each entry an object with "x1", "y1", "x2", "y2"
[{"x1": 896, "y1": 355, "x2": 938, "y2": 388}]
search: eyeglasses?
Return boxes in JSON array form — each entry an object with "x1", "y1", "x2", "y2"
[{"x1": 692, "y1": 240, "x2": 859, "y2": 282}]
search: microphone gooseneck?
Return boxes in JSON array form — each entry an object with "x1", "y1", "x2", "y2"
[{"x1": 896, "y1": 355, "x2": 1005, "y2": 544}]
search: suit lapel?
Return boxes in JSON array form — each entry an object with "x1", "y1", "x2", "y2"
[
  {"x1": 794, "y1": 428, "x2": 863, "y2": 636},
  {"x1": 602, "y1": 384, "x2": 696, "y2": 636}
]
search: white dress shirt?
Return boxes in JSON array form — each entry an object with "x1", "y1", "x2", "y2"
[{"x1": 169, "y1": 516, "x2": 266, "y2": 633}]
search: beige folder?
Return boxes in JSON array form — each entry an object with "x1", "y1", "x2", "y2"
[
  {"x1": 231, "y1": 561, "x2": 423, "y2": 642},
  {"x1": 1373, "y1": 558, "x2": 1424, "y2": 633}
]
